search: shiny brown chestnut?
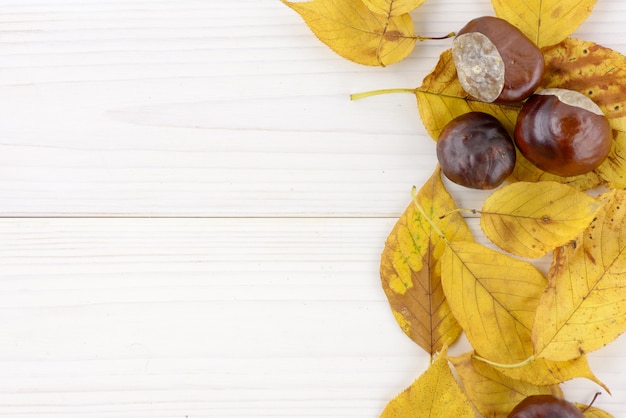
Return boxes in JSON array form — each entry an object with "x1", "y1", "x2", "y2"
[
  {"x1": 514, "y1": 88, "x2": 612, "y2": 177},
  {"x1": 436, "y1": 112, "x2": 516, "y2": 189},
  {"x1": 508, "y1": 394, "x2": 584, "y2": 418},
  {"x1": 452, "y1": 16, "x2": 544, "y2": 103}
]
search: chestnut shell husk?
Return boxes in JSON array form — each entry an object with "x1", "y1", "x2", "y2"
[{"x1": 437, "y1": 112, "x2": 516, "y2": 189}]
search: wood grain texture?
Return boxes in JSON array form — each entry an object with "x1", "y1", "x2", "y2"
[{"x1": 2, "y1": 0, "x2": 626, "y2": 417}]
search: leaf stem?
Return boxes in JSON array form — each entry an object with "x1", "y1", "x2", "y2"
[
  {"x1": 350, "y1": 88, "x2": 416, "y2": 101},
  {"x1": 472, "y1": 353, "x2": 535, "y2": 369},
  {"x1": 439, "y1": 208, "x2": 480, "y2": 219},
  {"x1": 415, "y1": 31, "x2": 456, "y2": 41},
  {"x1": 411, "y1": 186, "x2": 449, "y2": 243}
]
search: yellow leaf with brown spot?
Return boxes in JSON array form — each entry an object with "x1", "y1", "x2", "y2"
[
  {"x1": 380, "y1": 167, "x2": 472, "y2": 355},
  {"x1": 441, "y1": 241, "x2": 546, "y2": 365},
  {"x1": 533, "y1": 189, "x2": 626, "y2": 361},
  {"x1": 491, "y1": 0, "x2": 597, "y2": 48},
  {"x1": 281, "y1": 0, "x2": 416, "y2": 66},
  {"x1": 380, "y1": 346, "x2": 476, "y2": 417},
  {"x1": 480, "y1": 181, "x2": 604, "y2": 258},
  {"x1": 362, "y1": 0, "x2": 425, "y2": 16},
  {"x1": 451, "y1": 351, "x2": 562, "y2": 417},
  {"x1": 415, "y1": 38, "x2": 626, "y2": 190}
]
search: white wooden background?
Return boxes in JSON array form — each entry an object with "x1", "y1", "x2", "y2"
[{"x1": 1, "y1": 1, "x2": 626, "y2": 417}]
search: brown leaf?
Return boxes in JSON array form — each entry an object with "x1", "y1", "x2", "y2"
[
  {"x1": 281, "y1": 0, "x2": 416, "y2": 66},
  {"x1": 380, "y1": 167, "x2": 471, "y2": 355}
]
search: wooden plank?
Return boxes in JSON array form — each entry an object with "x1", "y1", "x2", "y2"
[
  {"x1": 1, "y1": 0, "x2": 623, "y2": 216},
  {"x1": 1, "y1": 218, "x2": 625, "y2": 417}
]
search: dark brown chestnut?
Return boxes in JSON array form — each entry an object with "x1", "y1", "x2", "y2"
[
  {"x1": 508, "y1": 394, "x2": 584, "y2": 418},
  {"x1": 436, "y1": 112, "x2": 516, "y2": 189},
  {"x1": 452, "y1": 16, "x2": 544, "y2": 103},
  {"x1": 514, "y1": 88, "x2": 612, "y2": 177}
]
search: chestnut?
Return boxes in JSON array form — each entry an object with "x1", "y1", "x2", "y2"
[
  {"x1": 436, "y1": 112, "x2": 516, "y2": 189},
  {"x1": 508, "y1": 394, "x2": 584, "y2": 418},
  {"x1": 514, "y1": 88, "x2": 612, "y2": 177},
  {"x1": 452, "y1": 16, "x2": 544, "y2": 103}
]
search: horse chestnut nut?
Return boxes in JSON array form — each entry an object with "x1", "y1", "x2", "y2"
[
  {"x1": 508, "y1": 394, "x2": 584, "y2": 417},
  {"x1": 436, "y1": 112, "x2": 516, "y2": 189},
  {"x1": 514, "y1": 88, "x2": 612, "y2": 177},
  {"x1": 452, "y1": 16, "x2": 544, "y2": 103}
]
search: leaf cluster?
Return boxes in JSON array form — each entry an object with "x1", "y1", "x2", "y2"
[
  {"x1": 281, "y1": 0, "x2": 446, "y2": 66},
  {"x1": 284, "y1": 0, "x2": 625, "y2": 416},
  {"x1": 375, "y1": 1, "x2": 626, "y2": 417}
]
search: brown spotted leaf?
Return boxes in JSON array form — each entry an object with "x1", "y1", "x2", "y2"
[
  {"x1": 282, "y1": 0, "x2": 416, "y2": 66},
  {"x1": 539, "y1": 39, "x2": 626, "y2": 189},
  {"x1": 380, "y1": 167, "x2": 472, "y2": 355}
]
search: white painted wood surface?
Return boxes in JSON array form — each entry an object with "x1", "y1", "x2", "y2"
[{"x1": 1, "y1": 0, "x2": 626, "y2": 416}]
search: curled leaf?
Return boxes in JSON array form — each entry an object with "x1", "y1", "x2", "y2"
[
  {"x1": 533, "y1": 190, "x2": 626, "y2": 361},
  {"x1": 480, "y1": 181, "x2": 604, "y2": 258},
  {"x1": 281, "y1": 0, "x2": 416, "y2": 66},
  {"x1": 362, "y1": 0, "x2": 426, "y2": 16},
  {"x1": 380, "y1": 346, "x2": 476, "y2": 417},
  {"x1": 380, "y1": 167, "x2": 472, "y2": 355},
  {"x1": 451, "y1": 351, "x2": 562, "y2": 417},
  {"x1": 491, "y1": 0, "x2": 598, "y2": 48}
]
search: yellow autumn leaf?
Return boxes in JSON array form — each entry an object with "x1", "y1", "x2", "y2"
[
  {"x1": 281, "y1": 0, "x2": 416, "y2": 66},
  {"x1": 533, "y1": 189, "x2": 626, "y2": 361},
  {"x1": 362, "y1": 0, "x2": 425, "y2": 16},
  {"x1": 380, "y1": 346, "x2": 476, "y2": 417},
  {"x1": 491, "y1": 0, "x2": 597, "y2": 48},
  {"x1": 451, "y1": 351, "x2": 562, "y2": 417},
  {"x1": 380, "y1": 167, "x2": 472, "y2": 355},
  {"x1": 414, "y1": 38, "x2": 626, "y2": 190},
  {"x1": 441, "y1": 241, "x2": 546, "y2": 365},
  {"x1": 480, "y1": 181, "x2": 604, "y2": 258}
]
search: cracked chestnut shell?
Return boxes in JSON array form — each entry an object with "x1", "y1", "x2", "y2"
[
  {"x1": 508, "y1": 394, "x2": 584, "y2": 418},
  {"x1": 436, "y1": 112, "x2": 516, "y2": 189},
  {"x1": 452, "y1": 16, "x2": 545, "y2": 103},
  {"x1": 514, "y1": 88, "x2": 612, "y2": 177}
]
